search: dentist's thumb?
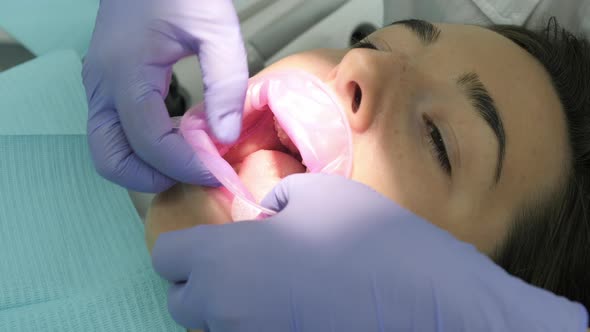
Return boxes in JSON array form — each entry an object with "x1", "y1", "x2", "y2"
[{"x1": 260, "y1": 173, "x2": 365, "y2": 216}]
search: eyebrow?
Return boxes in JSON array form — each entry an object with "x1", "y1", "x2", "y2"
[
  {"x1": 457, "y1": 72, "x2": 506, "y2": 183},
  {"x1": 388, "y1": 19, "x2": 441, "y2": 45},
  {"x1": 389, "y1": 19, "x2": 506, "y2": 183}
]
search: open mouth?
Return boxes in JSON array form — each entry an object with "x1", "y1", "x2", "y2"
[
  {"x1": 180, "y1": 69, "x2": 353, "y2": 221},
  {"x1": 220, "y1": 105, "x2": 307, "y2": 208},
  {"x1": 222, "y1": 106, "x2": 304, "y2": 171}
]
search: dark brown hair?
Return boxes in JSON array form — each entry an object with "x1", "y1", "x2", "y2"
[{"x1": 490, "y1": 18, "x2": 590, "y2": 314}]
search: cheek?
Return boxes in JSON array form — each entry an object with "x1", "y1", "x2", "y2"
[
  {"x1": 352, "y1": 116, "x2": 449, "y2": 223},
  {"x1": 351, "y1": 105, "x2": 459, "y2": 242},
  {"x1": 445, "y1": 192, "x2": 514, "y2": 255},
  {"x1": 385, "y1": 151, "x2": 448, "y2": 223}
]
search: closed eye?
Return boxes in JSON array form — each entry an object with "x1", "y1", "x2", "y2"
[
  {"x1": 352, "y1": 35, "x2": 451, "y2": 176},
  {"x1": 351, "y1": 39, "x2": 378, "y2": 50},
  {"x1": 423, "y1": 115, "x2": 452, "y2": 175}
]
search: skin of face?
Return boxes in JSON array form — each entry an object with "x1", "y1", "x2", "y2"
[{"x1": 146, "y1": 22, "x2": 568, "y2": 259}]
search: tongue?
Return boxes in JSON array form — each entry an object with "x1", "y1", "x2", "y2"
[{"x1": 231, "y1": 150, "x2": 306, "y2": 220}]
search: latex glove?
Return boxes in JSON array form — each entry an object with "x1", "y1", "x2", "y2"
[
  {"x1": 83, "y1": 0, "x2": 248, "y2": 192},
  {"x1": 152, "y1": 174, "x2": 587, "y2": 331}
]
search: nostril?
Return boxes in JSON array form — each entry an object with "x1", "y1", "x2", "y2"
[{"x1": 352, "y1": 82, "x2": 362, "y2": 113}]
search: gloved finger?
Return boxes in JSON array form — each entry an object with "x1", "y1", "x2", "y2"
[
  {"x1": 87, "y1": 107, "x2": 176, "y2": 192},
  {"x1": 260, "y1": 173, "x2": 329, "y2": 212},
  {"x1": 117, "y1": 91, "x2": 219, "y2": 187},
  {"x1": 259, "y1": 175, "x2": 297, "y2": 213},
  {"x1": 151, "y1": 225, "x2": 220, "y2": 283},
  {"x1": 194, "y1": 2, "x2": 248, "y2": 144},
  {"x1": 152, "y1": 229, "x2": 196, "y2": 283},
  {"x1": 166, "y1": 279, "x2": 207, "y2": 330}
]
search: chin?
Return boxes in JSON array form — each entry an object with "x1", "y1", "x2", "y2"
[{"x1": 145, "y1": 184, "x2": 233, "y2": 253}]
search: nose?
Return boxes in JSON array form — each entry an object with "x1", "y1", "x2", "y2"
[{"x1": 329, "y1": 48, "x2": 408, "y2": 133}]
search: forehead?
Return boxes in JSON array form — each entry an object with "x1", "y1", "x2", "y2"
[{"x1": 377, "y1": 22, "x2": 569, "y2": 206}]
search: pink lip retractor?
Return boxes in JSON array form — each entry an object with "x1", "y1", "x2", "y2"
[{"x1": 180, "y1": 70, "x2": 353, "y2": 218}]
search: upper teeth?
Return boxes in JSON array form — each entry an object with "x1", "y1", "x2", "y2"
[{"x1": 273, "y1": 116, "x2": 300, "y2": 158}]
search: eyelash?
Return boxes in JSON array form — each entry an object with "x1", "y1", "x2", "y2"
[
  {"x1": 351, "y1": 39, "x2": 378, "y2": 50},
  {"x1": 353, "y1": 39, "x2": 451, "y2": 175},
  {"x1": 423, "y1": 115, "x2": 452, "y2": 175}
]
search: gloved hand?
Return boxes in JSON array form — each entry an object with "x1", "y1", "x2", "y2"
[
  {"x1": 82, "y1": 0, "x2": 248, "y2": 192},
  {"x1": 152, "y1": 174, "x2": 588, "y2": 331}
]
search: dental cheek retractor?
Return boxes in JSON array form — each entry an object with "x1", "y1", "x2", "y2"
[{"x1": 180, "y1": 70, "x2": 353, "y2": 220}]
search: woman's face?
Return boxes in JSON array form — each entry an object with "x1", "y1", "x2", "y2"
[{"x1": 147, "y1": 21, "x2": 568, "y2": 255}]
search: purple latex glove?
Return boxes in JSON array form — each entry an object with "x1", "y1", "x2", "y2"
[
  {"x1": 82, "y1": 0, "x2": 248, "y2": 192},
  {"x1": 152, "y1": 174, "x2": 587, "y2": 331}
]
